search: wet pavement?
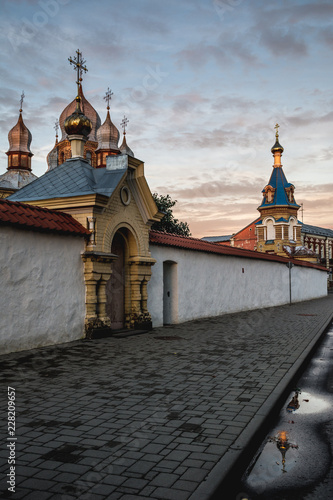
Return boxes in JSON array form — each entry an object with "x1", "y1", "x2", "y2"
[
  {"x1": 0, "y1": 295, "x2": 333, "y2": 500},
  {"x1": 238, "y1": 321, "x2": 333, "y2": 499}
]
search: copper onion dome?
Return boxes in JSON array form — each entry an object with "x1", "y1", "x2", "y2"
[
  {"x1": 7, "y1": 112, "x2": 33, "y2": 155},
  {"x1": 59, "y1": 85, "x2": 101, "y2": 141},
  {"x1": 120, "y1": 134, "x2": 134, "y2": 157},
  {"x1": 96, "y1": 110, "x2": 120, "y2": 151}
]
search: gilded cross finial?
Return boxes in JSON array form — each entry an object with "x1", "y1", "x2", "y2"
[
  {"x1": 68, "y1": 49, "x2": 88, "y2": 98},
  {"x1": 121, "y1": 115, "x2": 129, "y2": 135},
  {"x1": 104, "y1": 87, "x2": 113, "y2": 110},
  {"x1": 19, "y1": 90, "x2": 25, "y2": 112},
  {"x1": 275, "y1": 123, "x2": 280, "y2": 139}
]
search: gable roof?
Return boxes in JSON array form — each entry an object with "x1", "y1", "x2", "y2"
[
  {"x1": 8, "y1": 158, "x2": 126, "y2": 202},
  {"x1": 0, "y1": 198, "x2": 90, "y2": 237},
  {"x1": 258, "y1": 166, "x2": 299, "y2": 209},
  {"x1": 149, "y1": 230, "x2": 325, "y2": 270}
]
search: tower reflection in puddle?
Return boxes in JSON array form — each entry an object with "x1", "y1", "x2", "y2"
[
  {"x1": 269, "y1": 430, "x2": 298, "y2": 472},
  {"x1": 286, "y1": 388, "x2": 301, "y2": 412}
]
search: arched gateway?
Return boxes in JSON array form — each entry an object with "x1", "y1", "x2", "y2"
[{"x1": 106, "y1": 226, "x2": 153, "y2": 331}]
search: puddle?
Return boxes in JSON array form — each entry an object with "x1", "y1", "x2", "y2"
[{"x1": 239, "y1": 324, "x2": 333, "y2": 499}]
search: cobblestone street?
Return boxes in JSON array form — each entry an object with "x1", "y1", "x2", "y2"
[{"x1": 1, "y1": 295, "x2": 333, "y2": 500}]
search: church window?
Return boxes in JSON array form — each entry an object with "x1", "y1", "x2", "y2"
[
  {"x1": 86, "y1": 151, "x2": 92, "y2": 165},
  {"x1": 60, "y1": 151, "x2": 65, "y2": 164},
  {"x1": 289, "y1": 219, "x2": 296, "y2": 242},
  {"x1": 321, "y1": 245, "x2": 325, "y2": 259},
  {"x1": 266, "y1": 219, "x2": 275, "y2": 240},
  {"x1": 329, "y1": 246, "x2": 332, "y2": 259}
]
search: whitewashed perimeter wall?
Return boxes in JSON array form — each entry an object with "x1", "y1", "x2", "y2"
[
  {"x1": 0, "y1": 226, "x2": 86, "y2": 355},
  {"x1": 148, "y1": 245, "x2": 327, "y2": 327}
]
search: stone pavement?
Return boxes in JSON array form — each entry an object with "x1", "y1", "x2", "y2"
[{"x1": 1, "y1": 295, "x2": 333, "y2": 500}]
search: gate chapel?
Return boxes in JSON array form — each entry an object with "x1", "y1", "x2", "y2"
[{"x1": 8, "y1": 50, "x2": 163, "y2": 334}]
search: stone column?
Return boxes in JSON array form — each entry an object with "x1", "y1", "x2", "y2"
[
  {"x1": 82, "y1": 251, "x2": 117, "y2": 337},
  {"x1": 141, "y1": 279, "x2": 148, "y2": 315},
  {"x1": 85, "y1": 273, "x2": 100, "y2": 321},
  {"x1": 130, "y1": 277, "x2": 142, "y2": 328},
  {"x1": 128, "y1": 257, "x2": 155, "y2": 330},
  {"x1": 97, "y1": 273, "x2": 112, "y2": 326}
]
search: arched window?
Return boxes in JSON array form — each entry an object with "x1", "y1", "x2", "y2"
[
  {"x1": 266, "y1": 219, "x2": 275, "y2": 240},
  {"x1": 289, "y1": 218, "x2": 296, "y2": 242}
]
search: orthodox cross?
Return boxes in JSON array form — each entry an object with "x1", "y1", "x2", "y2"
[
  {"x1": 274, "y1": 123, "x2": 280, "y2": 138},
  {"x1": 68, "y1": 49, "x2": 88, "y2": 96},
  {"x1": 19, "y1": 90, "x2": 25, "y2": 112},
  {"x1": 104, "y1": 88, "x2": 113, "y2": 110},
  {"x1": 121, "y1": 115, "x2": 129, "y2": 135},
  {"x1": 54, "y1": 119, "x2": 59, "y2": 138}
]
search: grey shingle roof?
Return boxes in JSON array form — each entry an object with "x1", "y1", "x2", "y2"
[
  {"x1": 201, "y1": 235, "x2": 232, "y2": 242},
  {"x1": 8, "y1": 159, "x2": 126, "y2": 202},
  {"x1": 301, "y1": 223, "x2": 333, "y2": 238}
]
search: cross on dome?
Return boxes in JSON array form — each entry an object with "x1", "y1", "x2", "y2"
[
  {"x1": 68, "y1": 49, "x2": 88, "y2": 98},
  {"x1": 54, "y1": 119, "x2": 59, "y2": 137},
  {"x1": 19, "y1": 91, "x2": 25, "y2": 112},
  {"x1": 104, "y1": 88, "x2": 113, "y2": 110},
  {"x1": 121, "y1": 115, "x2": 129, "y2": 135},
  {"x1": 274, "y1": 123, "x2": 280, "y2": 138}
]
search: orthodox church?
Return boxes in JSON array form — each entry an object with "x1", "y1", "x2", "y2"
[
  {"x1": 203, "y1": 126, "x2": 332, "y2": 284},
  {"x1": 0, "y1": 50, "x2": 328, "y2": 354},
  {"x1": 5, "y1": 50, "x2": 163, "y2": 334}
]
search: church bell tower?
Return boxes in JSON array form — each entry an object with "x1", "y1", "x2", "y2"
[{"x1": 256, "y1": 125, "x2": 302, "y2": 256}]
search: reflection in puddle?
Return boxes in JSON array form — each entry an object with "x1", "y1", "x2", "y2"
[
  {"x1": 243, "y1": 388, "x2": 322, "y2": 494},
  {"x1": 286, "y1": 389, "x2": 301, "y2": 412},
  {"x1": 240, "y1": 325, "x2": 333, "y2": 498},
  {"x1": 269, "y1": 430, "x2": 298, "y2": 473},
  {"x1": 295, "y1": 392, "x2": 330, "y2": 415}
]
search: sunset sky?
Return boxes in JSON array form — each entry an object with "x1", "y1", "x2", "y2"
[{"x1": 0, "y1": 0, "x2": 332, "y2": 237}]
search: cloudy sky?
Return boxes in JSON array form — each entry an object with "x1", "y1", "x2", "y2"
[{"x1": 0, "y1": 0, "x2": 332, "y2": 237}]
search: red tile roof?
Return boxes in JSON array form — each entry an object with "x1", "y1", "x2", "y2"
[
  {"x1": 149, "y1": 230, "x2": 326, "y2": 270},
  {"x1": 0, "y1": 199, "x2": 90, "y2": 237}
]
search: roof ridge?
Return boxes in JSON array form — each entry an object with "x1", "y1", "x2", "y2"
[{"x1": 149, "y1": 229, "x2": 224, "y2": 246}]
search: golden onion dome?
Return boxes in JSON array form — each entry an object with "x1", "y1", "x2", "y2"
[
  {"x1": 64, "y1": 97, "x2": 92, "y2": 137},
  {"x1": 271, "y1": 139, "x2": 284, "y2": 154}
]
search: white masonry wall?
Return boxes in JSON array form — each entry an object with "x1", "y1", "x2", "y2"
[
  {"x1": 0, "y1": 226, "x2": 86, "y2": 355},
  {"x1": 148, "y1": 244, "x2": 328, "y2": 327}
]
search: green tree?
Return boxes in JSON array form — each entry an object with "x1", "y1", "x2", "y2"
[{"x1": 152, "y1": 193, "x2": 191, "y2": 237}]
